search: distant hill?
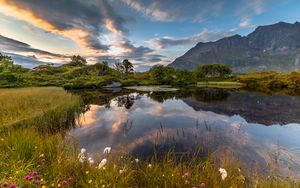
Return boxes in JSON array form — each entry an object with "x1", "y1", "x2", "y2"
[{"x1": 169, "y1": 22, "x2": 300, "y2": 73}]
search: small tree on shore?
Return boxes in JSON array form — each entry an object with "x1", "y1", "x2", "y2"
[
  {"x1": 194, "y1": 64, "x2": 232, "y2": 79},
  {"x1": 122, "y1": 59, "x2": 134, "y2": 75},
  {"x1": 68, "y1": 55, "x2": 87, "y2": 66},
  {"x1": 114, "y1": 59, "x2": 134, "y2": 78}
]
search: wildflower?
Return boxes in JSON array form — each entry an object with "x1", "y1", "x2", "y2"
[
  {"x1": 58, "y1": 183, "x2": 61, "y2": 187},
  {"x1": 39, "y1": 153, "x2": 45, "y2": 159},
  {"x1": 88, "y1": 157, "x2": 94, "y2": 164},
  {"x1": 185, "y1": 180, "x2": 189, "y2": 185},
  {"x1": 78, "y1": 149, "x2": 87, "y2": 163},
  {"x1": 219, "y1": 168, "x2": 227, "y2": 180},
  {"x1": 148, "y1": 164, "x2": 152, "y2": 168},
  {"x1": 0, "y1": 138, "x2": 4, "y2": 142},
  {"x1": 9, "y1": 184, "x2": 16, "y2": 188},
  {"x1": 171, "y1": 174, "x2": 174, "y2": 177},
  {"x1": 98, "y1": 158, "x2": 107, "y2": 169},
  {"x1": 42, "y1": 186, "x2": 46, "y2": 188},
  {"x1": 183, "y1": 172, "x2": 190, "y2": 178},
  {"x1": 85, "y1": 171, "x2": 89, "y2": 174},
  {"x1": 25, "y1": 175, "x2": 33, "y2": 181},
  {"x1": 31, "y1": 171, "x2": 38, "y2": 177},
  {"x1": 200, "y1": 182, "x2": 206, "y2": 188},
  {"x1": 2, "y1": 182, "x2": 8, "y2": 187},
  {"x1": 62, "y1": 180, "x2": 68, "y2": 186},
  {"x1": 119, "y1": 168, "x2": 125, "y2": 174},
  {"x1": 135, "y1": 158, "x2": 139, "y2": 163},
  {"x1": 103, "y1": 167, "x2": 106, "y2": 170},
  {"x1": 51, "y1": 183, "x2": 55, "y2": 187},
  {"x1": 88, "y1": 180, "x2": 92, "y2": 184},
  {"x1": 103, "y1": 147, "x2": 111, "y2": 154}
]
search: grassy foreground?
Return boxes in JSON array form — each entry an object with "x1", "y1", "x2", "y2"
[
  {"x1": 0, "y1": 88, "x2": 300, "y2": 188},
  {"x1": 0, "y1": 87, "x2": 81, "y2": 133}
]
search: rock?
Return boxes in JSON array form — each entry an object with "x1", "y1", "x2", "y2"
[{"x1": 102, "y1": 81, "x2": 122, "y2": 88}]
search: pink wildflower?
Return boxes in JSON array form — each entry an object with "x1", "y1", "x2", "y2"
[
  {"x1": 200, "y1": 182, "x2": 206, "y2": 188},
  {"x1": 62, "y1": 180, "x2": 68, "y2": 186},
  {"x1": 183, "y1": 172, "x2": 190, "y2": 178},
  {"x1": 25, "y1": 175, "x2": 33, "y2": 181},
  {"x1": 31, "y1": 171, "x2": 38, "y2": 177}
]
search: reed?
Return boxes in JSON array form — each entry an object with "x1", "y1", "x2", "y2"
[{"x1": 0, "y1": 87, "x2": 81, "y2": 133}]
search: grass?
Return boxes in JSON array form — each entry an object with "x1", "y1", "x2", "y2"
[
  {"x1": 233, "y1": 71, "x2": 300, "y2": 93},
  {"x1": 0, "y1": 87, "x2": 81, "y2": 132},
  {"x1": 0, "y1": 87, "x2": 300, "y2": 187},
  {"x1": 197, "y1": 81, "x2": 245, "y2": 89}
]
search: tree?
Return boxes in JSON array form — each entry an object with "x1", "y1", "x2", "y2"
[
  {"x1": 0, "y1": 53, "x2": 28, "y2": 82},
  {"x1": 149, "y1": 65, "x2": 165, "y2": 84},
  {"x1": 114, "y1": 62, "x2": 125, "y2": 75},
  {"x1": 122, "y1": 59, "x2": 134, "y2": 74},
  {"x1": 68, "y1": 55, "x2": 87, "y2": 66},
  {"x1": 114, "y1": 59, "x2": 134, "y2": 78},
  {"x1": 0, "y1": 53, "x2": 14, "y2": 72},
  {"x1": 194, "y1": 64, "x2": 232, "y2": 79}
]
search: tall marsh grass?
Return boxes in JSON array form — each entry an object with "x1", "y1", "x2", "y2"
[{"x1": 0, "y1": 87, "x2": 81, "y2": 132}]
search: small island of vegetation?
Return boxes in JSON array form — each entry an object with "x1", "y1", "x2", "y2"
[{"x1": 1, "y1": 53, "x2": 300, "y2": 95}]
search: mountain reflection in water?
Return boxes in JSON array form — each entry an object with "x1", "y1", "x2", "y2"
[{"x1": 69, "y1": 88, "x2": 300, "y2": 176}]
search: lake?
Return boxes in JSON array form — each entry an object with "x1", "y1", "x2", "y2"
[{"x1": 69, "y1": 87, "x2": 300, "y2": 176}]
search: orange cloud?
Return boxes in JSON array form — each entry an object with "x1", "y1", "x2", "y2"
[
  {"x1": 105, "y1": 19, "x2": 120, "y2": 34},
  {"x1": 0, "y1": 0, "x2": 106, "y2": 55}
]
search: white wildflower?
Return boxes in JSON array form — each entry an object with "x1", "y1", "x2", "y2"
[
  {"x1": 103, "y1": 147, "x2": 111, "y2": 154},
  {"x1": 148, "y1": 164, "x2": 152, "y2": 168},
  {"x1": 119, "y1": 168, "x2": 125, "y2": 174},
  {"x1": 219, "y1": 168, "x2": 227, "y2": 180},
  {"x1": 135, "y1": 158, "x2": 139, "y2": 163},
  {"x1": 81, "y1": 148, "x2": 87, "y2": 154},
  {"x1": 78, "y1": 148, "x2": 87, "y2": 163},
  {"x1": 88, "y1": 157, "x2": 94, "y2": 164},
  {"x1": 98, "y1": 158, "x2": 107, "y2": 169}
]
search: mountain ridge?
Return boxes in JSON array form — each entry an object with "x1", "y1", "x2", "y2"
[{"x1": 169, "y1": 21, "x2": 300, "y2": 73}]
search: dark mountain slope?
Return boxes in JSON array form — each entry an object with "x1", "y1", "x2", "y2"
[{"x1": 170, "y1": 22, "x2": 300, "y2": 73}]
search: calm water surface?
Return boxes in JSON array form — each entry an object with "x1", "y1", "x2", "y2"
[{"x1": 69, "y1": 88, "x2": 300, "y2": 175}]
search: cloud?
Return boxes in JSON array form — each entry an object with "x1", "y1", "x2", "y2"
[
  {"x1": 150, "y1": 29, "x2": 233, "y2": 49},
  {"x1": 0, "y1": 35, "x2": 63, "y2": 58},
  {"x1": 0, "y1": 0, "x2": 130, "y2": 52},
  {"x1": 0, "y1": 34, "x2": 69, "y2": 67},
  {"x1": 122, "y1": 0, "x2": 181, "y2": 21},
  {"x1": 239, "y1": 17, "x2": 251, "y2": 28},
  {"x1": 122, "y1": 0, "x2": 224, "y2": 22},
  {"x1": 247, "y1": 0, "x2": 267, "y2": 14},
  {"x1": 237, "y1": 0, "x2": 269, "y2": 17}
]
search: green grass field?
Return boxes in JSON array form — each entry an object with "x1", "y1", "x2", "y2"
[
  {"x1": 197, "y1": 81, "x2": 245, "y2": 89},
  {"x1": 0, "y1": 87, "x2": 299, "y2": 187}
]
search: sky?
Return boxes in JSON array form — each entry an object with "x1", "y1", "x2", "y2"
[{"x1": 0, "y1": 0, "x2": 300, "y2": 71}]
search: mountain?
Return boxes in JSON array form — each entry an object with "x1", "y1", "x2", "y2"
[{"x1": 169, "y1": 22, "x2": 300, "y2": 73}]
